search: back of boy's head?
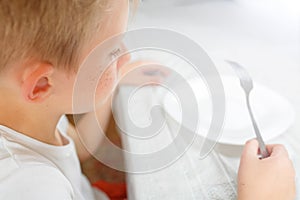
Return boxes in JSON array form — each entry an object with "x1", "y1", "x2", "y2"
[{"x1": 0, "y1": 0, "x2": 112, "y2": 72}]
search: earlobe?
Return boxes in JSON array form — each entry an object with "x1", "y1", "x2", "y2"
[{"x1": 21, "y1": 63, "x2": 54, "y2": 103}]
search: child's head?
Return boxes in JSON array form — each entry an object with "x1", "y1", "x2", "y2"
[{"x1": 0, "y1": 0, "x2": 134, "y2": 115}]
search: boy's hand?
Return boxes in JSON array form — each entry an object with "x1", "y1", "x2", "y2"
[
  {"x1": 119, "y1": 61, "x2": 170, "y2": 85},
  {"x1": 237, "y1": 139, "x2": 296, "y2": 200}
]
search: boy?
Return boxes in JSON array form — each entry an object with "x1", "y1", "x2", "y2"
[{"x1": 0, "y1": 0, "x2": 295, "y2": 200}]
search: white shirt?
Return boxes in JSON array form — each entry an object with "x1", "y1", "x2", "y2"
[{"x1": 0, "y1": 116, "x2": 108, "y2": 200}]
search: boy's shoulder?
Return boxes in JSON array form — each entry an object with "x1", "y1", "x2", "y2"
[
  {"x1": 0, "y1": 163, "x2": 74, "y2": 200},
  {"x1": 0, "y1": 118, "x2": 75, "y2": 199}
]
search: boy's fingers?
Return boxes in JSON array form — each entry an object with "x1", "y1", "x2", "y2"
[
  {"x1": 142, "y1": 67, "x2": 170, "y2": 77},
  {"x1": 242, "y1": 139, "x2": 289, "y2": 159},
  {"x1": 120, "y1": 60, "x2": 171, "y2": 85},
  {"x1": 266, "y1": 144, "x2": 289, "y2": 157},
  {"x1": 121, "y1": 61, "x2": 159, "y2": 74},
  {"x1": 241, "y1": 139, "x2": 286, "y2": 161},
  {"x1": 242, "y1": 139, "x2": 259, "y2": 158}
]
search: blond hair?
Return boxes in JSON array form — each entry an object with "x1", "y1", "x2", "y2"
[{"x1": 0, "y1": 0, "x2": 138, "y2": 72}]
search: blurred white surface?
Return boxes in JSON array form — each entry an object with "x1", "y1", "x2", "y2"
[{"x1": 131, "y1": 0, "x2": 299, "y2": 56}]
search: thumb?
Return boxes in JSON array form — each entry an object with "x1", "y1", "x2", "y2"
[{"x1": 242, "y1": 139, "x2": 259, "y2": 158}]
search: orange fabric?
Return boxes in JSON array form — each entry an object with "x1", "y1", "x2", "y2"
[{"x1": 92, "y1": 181, "x2": 127, "y2": 200}]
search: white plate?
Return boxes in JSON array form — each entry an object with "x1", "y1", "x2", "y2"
[{"x1": 163, "y1": 76, "x2": 295, "y2": 145}]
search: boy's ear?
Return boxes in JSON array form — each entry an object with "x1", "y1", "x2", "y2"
[{"x1": 21, "y1": 62, "x2": 54, "y2": 103}]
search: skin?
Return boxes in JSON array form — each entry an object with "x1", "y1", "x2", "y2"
[
  {"x1": 238, "y1": 139, "x2": 296, "y2": 200},
  {"x1": 0, "y1": 0, "x2": 295, "y2": 199}
]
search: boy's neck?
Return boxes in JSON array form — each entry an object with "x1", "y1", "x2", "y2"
[{"x1": 0, "y1": 100, "x2": 64, "y2": 146}]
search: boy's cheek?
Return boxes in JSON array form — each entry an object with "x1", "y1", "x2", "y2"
[
  {"x1": 68, "y1": 62, "x2": 118, "y2": 113},
  {"x1": 94, "y1": 64, "x2": 118, "y2": 103},
  {"x1": 117, "y1": 52, "x2": 131, "y2": 70}
]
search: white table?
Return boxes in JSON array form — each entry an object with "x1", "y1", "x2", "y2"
[
  {"x1": 116, "y1": 86, "x2": 299, "y2": 200},
  {"x1": 115, "y1": 1, "x2": 300, "y2": 199}
]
